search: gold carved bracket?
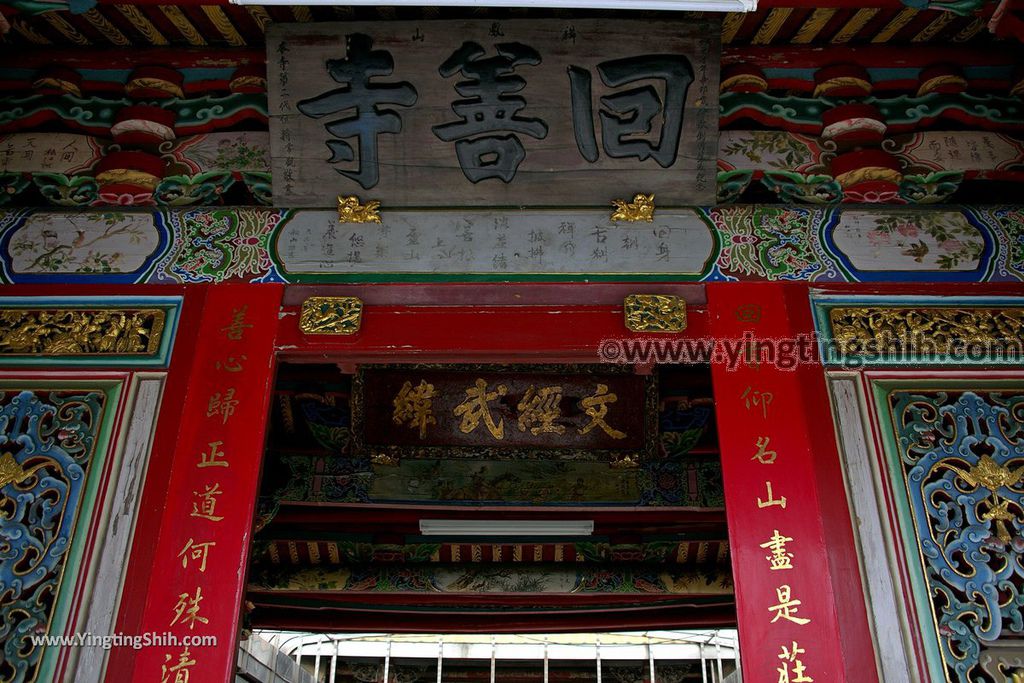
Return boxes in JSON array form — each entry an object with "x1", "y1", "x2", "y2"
[
  {"x1": 337, "y1": 195, "x2": 382, "y2": 224},
  {"x1": 299, "y1": 296, "x2": 363, "y2": 335},
  {"x1": 611, "y1": 193, "x2": 655, "y2": 223},
  {"x1": 624, "y1": 294, "x2": 687, "y2": 333}
]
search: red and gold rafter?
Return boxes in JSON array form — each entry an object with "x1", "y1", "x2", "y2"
[{"x1": 0, "y1": 4, "x2": 1004, "y2": 48}]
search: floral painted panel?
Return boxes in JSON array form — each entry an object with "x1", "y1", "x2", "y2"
[
  {"x1": 6, "y1": 212, "x2": 164, "y2": 277},
  {"x1": 884, "y1": 388, "x2": 1024, "y2": 683},
  {"x1": 718, "y1": 132, "x2": 818, "y2": 173},
  {"x1": 0, "y1": 388, "x2": 111, "y2": 683},
  {"x1": 831, "y1": 211, "x2": 986, "y2": 272}
]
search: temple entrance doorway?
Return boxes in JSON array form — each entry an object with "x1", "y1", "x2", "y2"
[{"x1": 240, "y1": 354, "x2": 736, "y2": 681}]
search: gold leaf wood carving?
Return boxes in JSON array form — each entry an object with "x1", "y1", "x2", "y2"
[
  {"x1": 939, "y1": 455, "x2": 1024, "y2": 543},
  {"x1": 829, "y1": 307, "x2": 1024, "y2": 357},
  {"x1": 611, "y1": 193, "x2": 655, "y2": 223},
  {"x1": 624, "y1": 294, "x2": 687, "y2": 333},
  {"x1": 0, "y1": 452, "x2": 48, "y2": 491},
  {"x1": 0, "y1": 308, "x2": 165, "y2": 356},
  {"x1": 338, "y1": 195, "x2": 382, "y2": 224},
  {"x1": 299, "y1": 296, "x2": 363, "y2": 335}
]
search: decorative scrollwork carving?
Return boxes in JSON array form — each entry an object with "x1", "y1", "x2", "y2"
[
  {"x1": 624, "y1": 294, "x2": 687, "y2": 333},
  {"x1": 0, "y1": 389, "x2": 106, "y2": 682},
  {"x1": 888, "y1": 389, "x2": 1024, "y2": 682},
  {"x1": 299, "y1": 296, "x2": 363, "y2": 336},
  {"x1": 0, "y1": 308, "x2": 166, "y2": 357}
]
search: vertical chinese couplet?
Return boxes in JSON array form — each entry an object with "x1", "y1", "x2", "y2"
[{"x1": 145, "y1": 288, "x2": 280, "y2": 683}]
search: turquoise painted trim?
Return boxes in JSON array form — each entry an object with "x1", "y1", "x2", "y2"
[
  {"x1": 28, "y1": 379, "x2": 124, "y2": 683},
  {"x1": 870, "y1": 379, "x2": 952, "y2": 683},
  {"x1": 810, "y1": 294, "x2": 1024, "y2": 367},
  {"x1": 0, "y1": 295, "x2": 182, "y2": 368}
]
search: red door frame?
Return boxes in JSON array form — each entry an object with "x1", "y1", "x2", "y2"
[{"x1": 107, "y1": 281, "x2": 877, "y2": 683}]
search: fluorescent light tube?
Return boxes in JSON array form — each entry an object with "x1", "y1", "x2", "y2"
[{"x1": 419, "y1": 519, "x2": 595, "y2": 536}]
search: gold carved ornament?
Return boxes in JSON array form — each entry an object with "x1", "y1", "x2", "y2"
[
  {"x1": 0, "y1": 308, "x2": 165, "y2": 356},
  {"x1": 610, "y1": 193, "x2": 655, "y2": 223},
  {"x1": 939, "y1": 455, "x2": 1024, "y2": 544},
  {"x1": 0, "y1": 452, "x2": 49, "y2": 494},
  {"x1": 624, "y1": 294, "x2": 687, "y2": 333},
  {"x1": 337, "y1": 195, "x2": 382, "y2": 224},
  {"x1": 299, "y1": 296, "x2": 363, "y2": 336},
  {"x1": 610, "y1": 454, "x2": 640, "y2": 469},
  {"x1": 828, "y1": 307, "x2": 1024, "y2": 357}
]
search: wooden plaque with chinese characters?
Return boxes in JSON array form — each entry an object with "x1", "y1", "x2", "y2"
[
  {"x1": 352, "y1": 366, "x2": 657, "y2": 461},
  {"x1": 267, "y1": 19, "x2": 719, "y2": 207}
]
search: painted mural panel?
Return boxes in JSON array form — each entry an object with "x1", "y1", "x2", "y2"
[
  {"x1": 275, "y1": 209, "x2": 717, "y2": 278},
  {"x1": 876, "y1": 382, "x2": 1024, "y2": 683},
  {"x1": 267, "y1": 19, "x2": 720, "y2": 207},
  {"x1": 4, "y1": 211, "x2": 164, "y2": 278},
  {"x1": 830, "y1": 210, "x2": 986, "y2": 272},
  {"x1": 250, "y1": 563, "x2": 732, "y2": 596},
  {"x1": 0, "y1": 384, "x2": 119, "y2": 683},
  {"x1": 0, "y1": 206, "x2": 1023, "y2": 284}
]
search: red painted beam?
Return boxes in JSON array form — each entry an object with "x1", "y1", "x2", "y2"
[{"x1": 277, "y1": 304, "x2": 710, "y2": 365}]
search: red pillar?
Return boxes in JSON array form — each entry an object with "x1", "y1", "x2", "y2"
[
  {"x1": 707, "y1": 282, "x2": 877, "y2": 683},
  {"x1": 112, "y1": 283, "x2": 282, "y2": 683}
]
